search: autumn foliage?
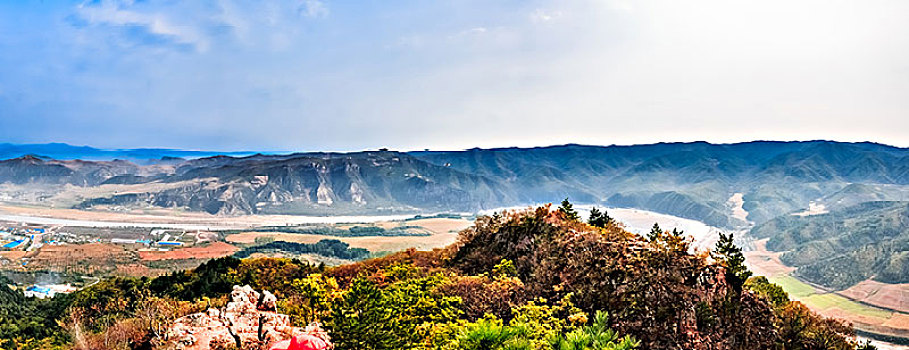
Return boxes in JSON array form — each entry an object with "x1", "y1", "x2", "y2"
[{"x1": 0, "y1": 204, "x2": 868, "y2": 350}]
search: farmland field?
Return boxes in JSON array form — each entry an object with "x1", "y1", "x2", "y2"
[
  {"x1": 138, "y1": 241, "x2": 239, "y2": 261},
  {"x1": 225, "y1": 218, "x2": 472, "y2": 253},
  {"x1": 767, "y1": 275, "x2": 818, "y2": 299},
  {"x1": 749, "y1": 241, "x2": 909, "y2": 344}
]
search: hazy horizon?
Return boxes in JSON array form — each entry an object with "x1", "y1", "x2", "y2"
[{"x1": 2, "y1": 138, "x2": 908, "y2": 155}]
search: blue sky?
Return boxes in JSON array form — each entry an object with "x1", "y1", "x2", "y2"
[{"x1": 1, "y1": 0, "x2": 907, "y2": 151}]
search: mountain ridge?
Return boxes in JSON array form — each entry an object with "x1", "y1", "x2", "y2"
[
  {"x1": 1, "y1": 141, "x2": 907, "y2": 227},
  {"x1": 3, "y1": 140, "x2": 905, "y2": 162}
]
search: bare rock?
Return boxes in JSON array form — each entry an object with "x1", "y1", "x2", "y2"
[
  {"x1": 259, "y1": 290, "x2": 278, "y2": 312},
  {"x1": 165, "y1": 285, "x2": 332, "y2": 350}
]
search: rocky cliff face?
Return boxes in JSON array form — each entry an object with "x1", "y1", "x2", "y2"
[
  {"x1": 77, "y1": 152, "x2": 512, "y2": 215},
  {"x1": 165, "y1": 285, "x2": 331, "y2": 350}
]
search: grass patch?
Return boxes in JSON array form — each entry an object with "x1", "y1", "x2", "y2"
[
  {"x1": 222, "y1": 224, "x2": 430, "y2": 237},
  {"x1": 768, "y1": 275, "x2": 816, "y2": 298},
  {"x1": 768, "y1": 274, "x2": 893, "y2": 320},
  {"x1": 801, "y1": 294, "x2": 893, "y2": 319}
]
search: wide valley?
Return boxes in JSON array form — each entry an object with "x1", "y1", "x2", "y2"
[{"x1": 1, "y1": 203, "x2": 906, "y2": 348}]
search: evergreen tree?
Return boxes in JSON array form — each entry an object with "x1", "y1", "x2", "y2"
[
  {"x1": 647, "y1": 223, "x2": 662, "y2": 242},
  {"x1": 327, "y1": 278, "x2": 405, "y2": 350},
  {"x1": 456, "y1": 318, "x2": 530, "y2": 350},
  {"x1": 587, "y1": 207, "x2": 613, "y2": 228},
  {"x1": 711, "y1": 232, "x2": 752, "y2": 292},
  {"x1": 559, "y1": 198, "x2": 580, "y2": 221},
  {"x1": 744, "y1": 276, "x2": 789, "y2": 308},
  {"x1": 549, "y1": 311, "x2": 640, "y2": 350},
  {"x1": 857, "y1": 340, "x2": 879, "y2": 350},
  {"x1": 327, "y1": 271, "x2": 461, "y2": 350}
]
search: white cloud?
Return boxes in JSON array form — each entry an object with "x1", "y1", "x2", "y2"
[
  {"x1": 446, "y1": 27, "x2": 495, "y2": 41},
  {"x1": 607, "y1": 0, "x2": 634, "y2": 13},
  {"x1": 461, "y1": 27, "x2": 488, "y2": 35},
  {"x1": 301, "y1": 0, "x2": 329, "y2": 18},
  {"x1": 76, "y1": 0, "x2": 210, "y2": 51},
  {"x1": 73, "y1": 0, "x2": 330, "y2": 52},
  {"x1": 215, "y1": 0, "x2": 251, "y2": 42},
  {"x1": 529, "y1": 8, "x2": 563, "y2": 23}
]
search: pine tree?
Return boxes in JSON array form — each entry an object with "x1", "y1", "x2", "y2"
[
  {"x1": 711, "y1": 232, "x2": 752, "y2": 292},
  {"x1": 327, "y1": 278, "x2": 405, "y2": 350},
  {"x1": 647, "y1": 223, "x2": 662, "y2": 242},
  {"x1": 588, "y1": 207, "x2": 613, "y2": 228},
  {"x1": 559, "y1": 198, "x2": 580, "y2": 221}
]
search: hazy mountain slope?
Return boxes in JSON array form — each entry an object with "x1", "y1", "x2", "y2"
[
  {"x1": 1, "y1": 141, "x2": 908, "y2": 224},
  {"x1": 0, "y1": 155, "x2": 74, "y2": 184},
  {"x1": 751, "y1": 201, "x2": 909, "y2": 289},
  {"x1": 820, "y1": 183, "x2": 909, "y2": 209},
  {"x1": 414, "y1": 141, "x2": 909, "y2": 227},
  {"x1": 753, "y1": 142, "x2": 908, "y2": 183},
  {"x1": 0, "y1": 155, "x2": 150, "y2": 186}
]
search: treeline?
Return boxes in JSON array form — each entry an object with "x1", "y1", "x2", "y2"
[
  {"x1": 407, "y1": 213, "x2": 466, "y2": 220},
  {"x1": 227, "y1": 224, "x2": 429, "y2": 237},
  {"x1": 234, "y1": 239, "x2": 371, "y2": 260},
  {"x1": 0, "y1": 203, "x2": 877, "y2": 350}
]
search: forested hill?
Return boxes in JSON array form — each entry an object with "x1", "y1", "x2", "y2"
[
  {"x1": 1, "y1": 141, "x2": 908, "y2": 227},
  {"x1": 413, "y1": 141, "x2": 909, "y2": 225},
  {"x1": 0, "y1": 205, "x2": 874, "y2": 349},
  {"x1": 751, "y1": 201, "x2": 909, "y2": 290}
]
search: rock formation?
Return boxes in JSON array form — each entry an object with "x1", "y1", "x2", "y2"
[{"x1": 166, "y1": 285, "x2": 331, "y2": 350}]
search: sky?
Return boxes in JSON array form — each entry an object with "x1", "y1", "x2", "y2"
[{"x1": 0, "y1": 0, "x2": 907, "y2": 152}]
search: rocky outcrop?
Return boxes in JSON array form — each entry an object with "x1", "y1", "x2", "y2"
[{"x1": 165, "y1": 285, "x2": 331, "y2": 350}]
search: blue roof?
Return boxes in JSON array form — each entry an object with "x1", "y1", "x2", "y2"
[
  {"x1": 26, "y1": 286, "x2": 51, "y2": 294},
  {"x1": 2, "y1": 240, "x2": 24, "y2": 249}
]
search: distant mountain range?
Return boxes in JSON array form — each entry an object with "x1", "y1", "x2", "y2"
[
  {"x1": 0, "y1": 143, "x2": 258, "y2": 163},
  {"x1": 1, "y1": 141, "x2": 908, "y2": 227}
]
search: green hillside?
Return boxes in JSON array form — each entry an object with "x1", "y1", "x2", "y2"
[{"x1": 751, "y1": 201, "x2": 909, "y2": 289}]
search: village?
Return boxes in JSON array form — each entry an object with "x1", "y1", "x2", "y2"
[{"x1": 0, "y1": 220, "x2": 224, "y2": 298}]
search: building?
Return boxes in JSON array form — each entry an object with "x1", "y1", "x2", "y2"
[
  {"x1": 2, "y1": 239, "x2": 26, "y2": 249},
  {"x1": 24, "y1": 286, "x2": 54, "y2": 298},
  {"x1": 24, "y1": 284, "x2": 76, "y2": 299}
]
